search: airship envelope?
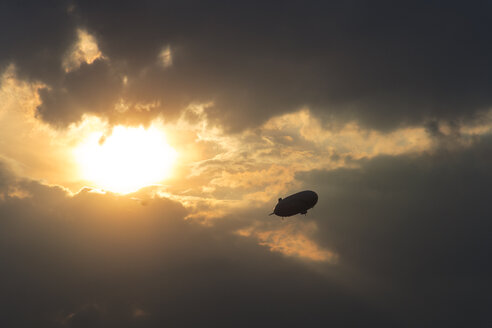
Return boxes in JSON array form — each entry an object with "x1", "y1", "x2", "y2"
[{"x1": 269, "y1": 190, "x2": 318, "y2": 217}]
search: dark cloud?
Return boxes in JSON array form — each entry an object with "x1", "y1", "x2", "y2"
[
  {"x1": 0, "y1": 0, "x2": 75, "y2": 83},
  {"x1": 2, "y1": 137, "x2": 492, "y2": 327},
  {"x1": 2, "y1": 2, "x2": 492, "y2": 327},
  {"x1": 297, "y1": 135, "x2": 492, "y2": 327},
  {"x1": 0, "y1": 166, "x2": 394, "y2": 328},
  {"x1": 64, "y1": 304, "x2": 103, "y2": 328},
  {"x1": 37, "y1": 59, "x2": 123, "y2": 125},
  {"x1": 3, "y1": 1, "x2": 492, "y2": 130}
]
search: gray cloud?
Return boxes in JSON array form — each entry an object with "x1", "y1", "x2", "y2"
[
  {"x1": 37, "y1": 59, "x2": 123, "y2": 125},
  {"x1": 2, "y1": 2, "x2": 492, "y2": 327},
  {"x1": 297, "y1": 135, "x2": 492, "y2": 327},
  {"x1": 0, "y1": 165, "x2": 393, "y2": 327},
  {"x1": 0, "y1": 1, "x2": 75, "y2": 83},
  {"x1": 2, "y1": 1, "x2": 492, "y2": 130},
  {"x1": 1, "y1": 135, "x2": 491, "y2": 326}
]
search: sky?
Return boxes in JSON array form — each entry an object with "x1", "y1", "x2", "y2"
[{"x1": 1, "y1": 1, "x2": 492, "y2": 327}]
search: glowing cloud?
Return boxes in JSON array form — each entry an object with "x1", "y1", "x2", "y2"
[
  {"x1": 63, "y1": 29, "x2": 103, "y2": 72},
  {"x1": 158, "y1": 45, "x2": 173, "y2": 68}
]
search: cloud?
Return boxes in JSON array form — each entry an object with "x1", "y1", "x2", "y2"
[
  {"x1": 296, "y1": 135, "x2": 492, "y2": 326},
  {"x1": 1, "y1": 2, "x2": 492, "y2": 326},
  {"x1": 237, "y1": 220, "x2": 338, "y2": 263},
  {"x1": 0, "y1": 0, "x2": 75, "y2": 83},
  {"x1": 3, "y1": 1, "x2": 492, "y2": 131},
  {"x1": 63, "y1": 29, "x2": 104, "y2": 73},
  {"x1": 37, "y1": 59, "x2": 123, "y2": 125},
  {"x1": 62, "y1": 304, "x2": 103, "y2": 328},
  {"x1": 2, "y1": 127, "x2": 491, "y2": 326},
  {"x1": 0, "y1": 163, "x2": 395, "y2": 327}
]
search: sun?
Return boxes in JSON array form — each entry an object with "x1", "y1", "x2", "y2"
[{"x1": 74, "y1": 125, "x2": 177, "y2": 194}]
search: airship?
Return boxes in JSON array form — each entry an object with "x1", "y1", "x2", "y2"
[{"x1": 269, "y1": 190, "x2": 318, "y2": 217}]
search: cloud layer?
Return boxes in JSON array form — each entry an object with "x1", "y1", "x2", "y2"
[
  {"x1": 3, "y1": 1, "x2": 492, "y2": 130},
  {"x1": 2, "y1": 1, "x2": 492, "y2": 327},
  {"x1": 1, "y1": 133, "x2": 492, "y2": 326},
  {"x1": 0, "y1": 165, "x2": 388, "y2": 327}
]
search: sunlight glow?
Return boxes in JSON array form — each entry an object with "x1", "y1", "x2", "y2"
[{"x1": 74, "y1": 125, "x2": 177, "y2": 194}]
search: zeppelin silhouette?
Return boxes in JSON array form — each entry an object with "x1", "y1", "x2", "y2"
[{"x1": 269, "y1": 190, "x2": 318, "y2": 217}]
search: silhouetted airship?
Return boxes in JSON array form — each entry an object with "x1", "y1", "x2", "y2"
[{"x1": 269, "y1": 190, "x2": 318, "y2": 217}]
